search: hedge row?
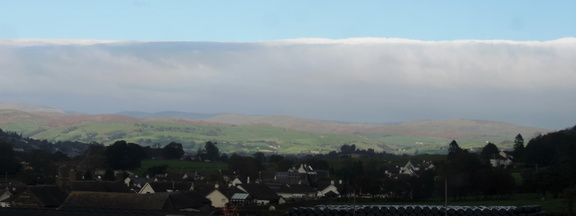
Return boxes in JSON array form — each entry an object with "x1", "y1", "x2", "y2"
[{"x1": 284, "y1": 205, "x2": 545, "y2": 216}]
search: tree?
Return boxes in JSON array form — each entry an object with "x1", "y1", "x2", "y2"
[
  {"x1": 340, "y1": 144, "x2": 356, "y2": 154},
  {"x1": 480, "y1": 142, "x2": 500, "y2": 161},
  {"x1": 83, "y1": 170, "x2": 93, "y2": 180},
  {"x1": 253, "y1": 152, "x2": 266, "y2": 164},
  {"x1": 162, "y1": 142, "x2": 184, "y2": 159},
  {"x1": 0, "y1": 142, "x2": 21, "y2": 175},
  {"x1": 220, "y1": 153, "x2": 229, "y2": 162},
  {"x1": 145, "y1": 164, "x2": 169, "y2": 177},
  {"x1": 443, "y1": 140, "x2": 483, "y2": 200},
  {"x1": 103, "y1": 169, "x2": 116, "y2": 181},
  {"x1": 228, "y1": 155, "x2": 261, "y2": 180},
  {"x1": 277, "y1": 158, "x2": 295, "y2": 171},
  {"x1": 268, "y1": 154, "x2": 284, "y2": 163},
  {"x1": 85, "y1": 142, "x2": 105, "y2": 156},
  {"x1": 204, "y1": 141, "x2": 220, "y2": 161},
  {"x1": 105, "y1": 140, "x2": 145, "y2": 170},
  {"x1": 513, "y1": 134, "x2": 525, "y2": 162},
  {"x1": 447, "y1": 140, "x2": 462, "y2": 160}
]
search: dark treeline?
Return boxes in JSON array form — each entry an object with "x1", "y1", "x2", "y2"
[
  {"x1": 520, "y1": 125, "x2": 576, "y2": 210},
  {"x1": 3, "y1": 124, "x2": 576, "y2": 206}
]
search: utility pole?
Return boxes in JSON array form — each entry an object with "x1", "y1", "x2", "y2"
[
  {"x1": 445, "y1": 178, "x2": 448, "y2": 216},
  {"x1": 353, "y1": 189, "x2": 356, "y2": 216}
]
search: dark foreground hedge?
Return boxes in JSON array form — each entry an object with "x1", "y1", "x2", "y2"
[{"x1": 284, "y1": 205, "x2": 545, "y2": 216}]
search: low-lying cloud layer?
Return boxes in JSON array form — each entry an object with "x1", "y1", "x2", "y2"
[{"x1": 1, "y1": 38, "x2": 575, "y2": 129}]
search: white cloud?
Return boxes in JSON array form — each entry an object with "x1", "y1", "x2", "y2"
[{"x1": 1, "y1": 38, "x2": 575, "y2": 129}]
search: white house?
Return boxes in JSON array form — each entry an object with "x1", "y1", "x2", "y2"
[
  {"x1": 202, "y1": 184, "x2": 229, "y2": 208},
  {"x1": 0, "y1": 189, "x2": 13, "y2": 207},
  {"x1": 138, "y1": 183, "x2": 155, "y2": 194},
  {"x1": 276, "y1": 184, "x2": 317, "y2": 199},
  {"x1": 490, "y1": 151, "x2": 513, "y2": 167},
  {"x1": 316, "y1": 180, "x2": 341, "y2": 198}
]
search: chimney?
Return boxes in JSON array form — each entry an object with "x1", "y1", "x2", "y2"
[
  {"x1": 331, "y1": 180, "x2": 334, "y2": 185},
  {"x1": 247, "y1": 176, "x2": 250, "y2": 184},
  {"x1": 215, "y1": 183, "x2": 219, "y2": 189}
]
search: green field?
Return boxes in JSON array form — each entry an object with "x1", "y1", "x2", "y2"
[{"x1": 0, "y1": 118, "x2": 517, "y2": 155}]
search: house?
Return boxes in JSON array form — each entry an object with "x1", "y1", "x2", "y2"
[
  {"x1": 272, "y1": 172, "x2": 309, "y2": 185},
  {"x1": 154, "y1": 172, "x2": 188, "y2": 182},
  {"x1": 490, "y1": 151, "x2": 513, "y2": 167},
  {"x1": 92, "y1": 168, "x2": 108, "y2": 180},
  {"x1": 138, "y1": 181, "x2": 194, "y2": 194},
  {"x1": 316, "y1": 180, "x2": 342, "y2": 198},
  {"x1": 0, "y1": 206, "x2": 210, "y2": 216},
  {"x1": 70, "y1": 181, "x2": 132, "y2": 193},
  {"x1": 229, "y1": 193, "x2": 255, "y2": 207},
  {"x1": 10, "y1": 186, "x2": 68, "y2": 208},
  {"x1": 236, "y1": 184, "x2": 285, "y2": 205},
  {"x1": 276, "y1": 184, "x2": 317, "y2": 199},
  {"x1": 124, "y1": 175, "x2": 154, "y2": 187},
  {"x1": 199, "y1": 184, "x2": 229, "y2": 208},
  {"x1": 399, "y1": 161, "x2": 419, "y2": 176},
  {"x1": 229, "y1": 177, "x2": 244, "y2": 186},
  {"x1": 286, "y1": 164, "x2": 329, "y2": 185},
  {"x1": 229, "y1": 175, "x2": 254, "y2": 186},
  {"x1": 0, "y1": 183, "x2": 26, "y2": 207},
  {"x1": 297, "y1": 164, "x2": 316, "y2": 175},
  {"x1": 397, "y1": 160, "x2": 436, "y2": 177},
  {"x1": 172, "y1": 191, "x2": 213, "y2": 212},
  {"x1": 0, "y1": 189, "x2": 13, "y2": 207}
]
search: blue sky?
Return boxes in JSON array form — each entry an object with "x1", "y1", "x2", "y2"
[{"x1": 1, "y1": 0, "x2": 575, "y2": 41}]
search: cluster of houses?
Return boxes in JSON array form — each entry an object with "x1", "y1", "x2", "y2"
[
  {"x1": 0, "y1": 160, "x2": 440, "y2": 215},
  {"x1": 0, "y1": 163, "x2": 342, "y2": 215}
]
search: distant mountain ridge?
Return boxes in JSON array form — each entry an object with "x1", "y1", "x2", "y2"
[
  {"x1": 204, "y1": 114, "x2": 549, "y2": 140},
  {"x1": 0, "y1": 102, "x2": 65, "y2": 113},
  {"x1": 204, "y1": 114, "x2": 377, "y2": 134},
  {"x1": 115, "y1": 111, "x2": 217, "y2": 120},
  {"x1": 0, "y1": 102, "x2": 553, "y2": 154},
  {"x1": 0, "y1": 102, "x2": 551, "y2": 138}
]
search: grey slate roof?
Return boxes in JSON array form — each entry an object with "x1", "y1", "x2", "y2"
[
  {"x1": 237, "y1": 184, "x2": 280, "y2": 202},
  {"x1": 149, "y1": 181, "x2": 193, "y2": 192},
  {"x1": 277, "y1": 184, "x2": 317, "y2": 194},
  {"x1": 71, "y1": 181, "x2": 132, "y2": 193},
  {"x1": 60, "y1": 191, "x2": 169, "y2": 210},
  {"x1": 60, "y1": 191, "x2": 211, "y2": 211},
  {"x1": 12, "y1": 185, "x2": 68, "y2": 208},
  {"x1": 0, "y1": 207, "x2": 210, "y2": 216}
]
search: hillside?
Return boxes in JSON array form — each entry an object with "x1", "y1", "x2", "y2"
[
  {"x1": 0, "y1": 102, "x2": 552, "y2": 154},
  {"x1": 205, "y1": 114, "x2": 375, "y2": 134},
  {"x1": 115, "y1": 111, "x2": 216, "y2": 120},
  {"x1": 0, "y1": 102, "x2": 65, "y2": 113}
]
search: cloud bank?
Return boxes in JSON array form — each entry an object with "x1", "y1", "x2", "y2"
[{"x1": 1, "y1": 38, "x2": 575, "y2": 129}]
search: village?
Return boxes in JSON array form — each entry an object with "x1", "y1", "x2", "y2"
[
  {"x1": 0, "y1": 157, "x2": 444, "y2": 216},
  {"x1": 0, "y1": 129, "x2": 567, "y2": 215}
]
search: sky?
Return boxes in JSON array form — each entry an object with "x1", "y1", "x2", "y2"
[{"x1": 1, "y1": 1, "x2": 575, "y2": 130}]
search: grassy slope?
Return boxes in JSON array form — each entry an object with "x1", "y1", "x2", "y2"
[
  {"x1": 0, "y1": 119, "x2": 520, "y2": 154},
  {"x1": 1, "y1": 120, "x2": 387, "y2": 154},
  {"x1": 1, "y1": 110, "x2": 546, "y2": 154}
]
